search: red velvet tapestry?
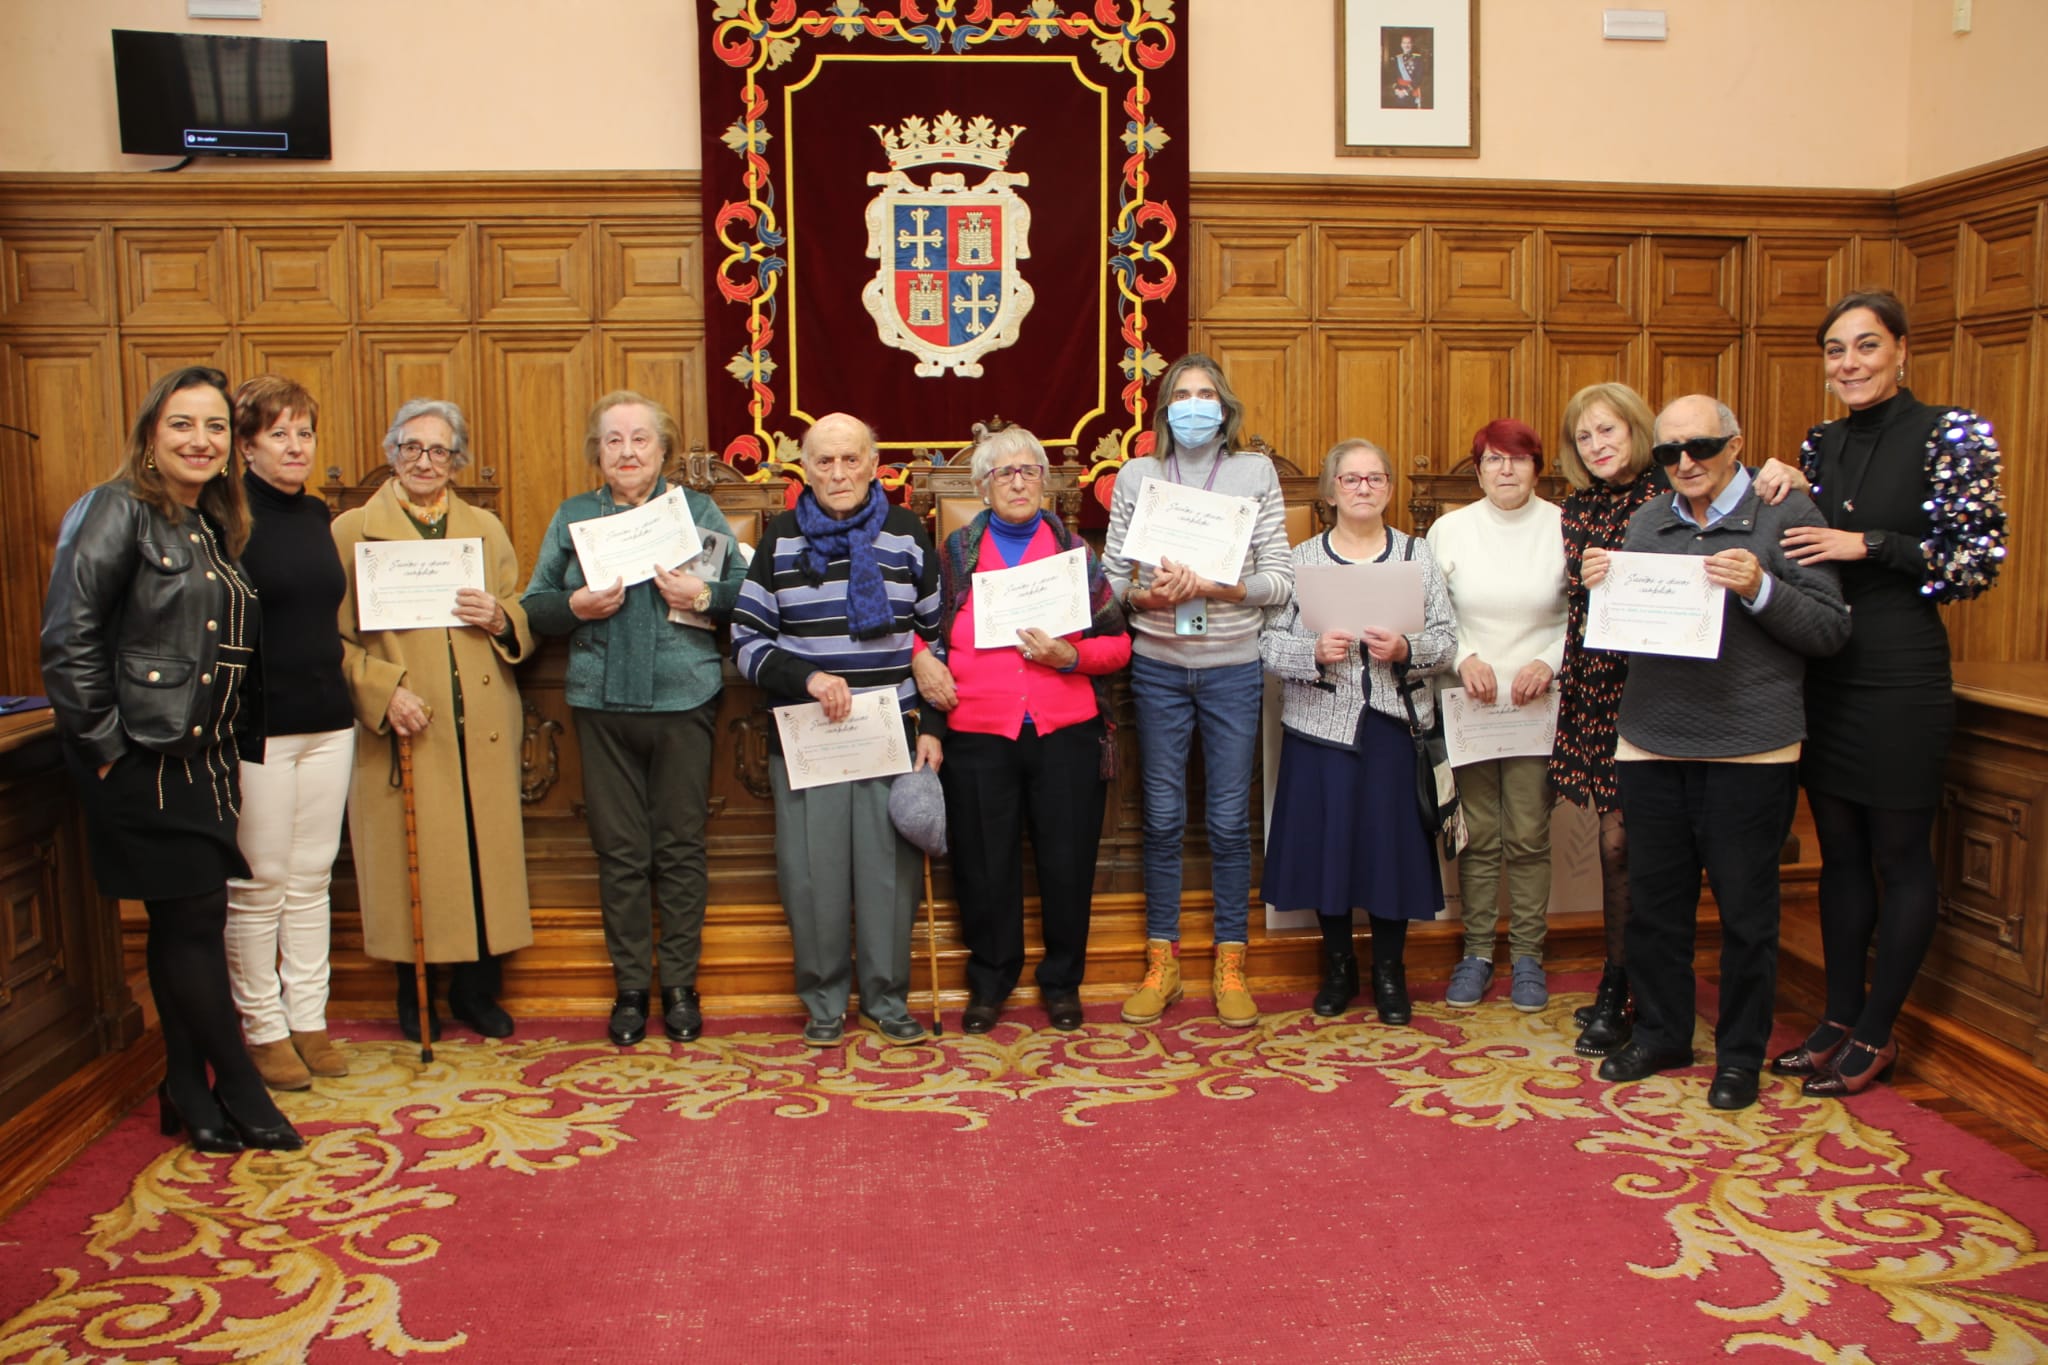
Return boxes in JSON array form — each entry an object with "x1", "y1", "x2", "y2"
[{"x1": 698, "y1": 1, "x2": 1189, "y2": 487}]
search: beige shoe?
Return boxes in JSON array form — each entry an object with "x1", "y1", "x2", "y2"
[
  {"x1": 1121, "y1": 938, "x2": 1183, "y2": 1024},
  {"x1": 1213, "y1": 941, "x2": 1258, "y2": 1029},
  {"x1": 291, "y1": 1029, "x2": 350, "y2": 1078},
  {"x1": 249, "y1": 1037, "x2": 312, "y2": 1090}
]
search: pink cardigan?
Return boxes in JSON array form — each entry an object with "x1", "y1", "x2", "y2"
[{"x1": 944, "y1": 520, "x2": 1131, "y2": 740}]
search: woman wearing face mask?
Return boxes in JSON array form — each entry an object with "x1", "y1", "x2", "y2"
[
  {"x1": 1102, "y1": 353, "x2": 1294, "y2": 1029},
  {"x1": 1752, "y1": 290, "x2": 2005, "y2": 1097},
  {"x1": 1426, "y1": 419, "x2": 1567, "y2": 1014}
]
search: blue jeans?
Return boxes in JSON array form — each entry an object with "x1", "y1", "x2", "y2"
[{"x1": 1129, "y1": 654, "x2": 1264, "y2": 943}]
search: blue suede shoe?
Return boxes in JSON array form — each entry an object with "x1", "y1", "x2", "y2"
[
  {"x1": 1446, "y1": 955, "x2": 1493, "y2": 1009},
  {"x1": 1510, "y1": 956, "x2": 1548, "y2": 1012}
]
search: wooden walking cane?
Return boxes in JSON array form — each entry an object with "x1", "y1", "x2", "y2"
[
  {"x1": 398, "y1": 734, "x2": 433, "y2": 1063},
  {"x1": 923, "y1": 853, "x2": 942, "y2": 1037}
]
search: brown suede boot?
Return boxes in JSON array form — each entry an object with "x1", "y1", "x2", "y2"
[
  {"x1": 1120, "y1": 939, "x2": 1183, "y2": 1025},
  {"x1": 291, "y1": 1029, "x2": 350, "y2": 1078},
  {"x1": 248, "y1": 1037, "x2": 312, "y2": 1090},
  {"x1": 1213, "y1": 941, "x2": 1258, "y2": 1029}
]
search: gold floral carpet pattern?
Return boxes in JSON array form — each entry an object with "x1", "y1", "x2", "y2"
[{"x1": 2, "y1": 995, "x2": 2046, "y2": 1363}]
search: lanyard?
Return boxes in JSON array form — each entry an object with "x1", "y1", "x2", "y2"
[{"x1": 1166, "y1": 449, "x2": 1223, "y2": 493}]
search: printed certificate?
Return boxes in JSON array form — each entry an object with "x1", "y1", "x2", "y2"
[
  {"x1": 1585, "y1": 551, "x2": 1726, "y2": 659},
  {"x1": 1439, "y1": 687, "x2": 1561, "y2": 767},
  {"x1": 1121, "y1": 480, "x2": 1258, "y2": 586},
  {"x1": 355, "y1": 538, "x2": 488, "y2": 631},
  {"x1": 1294, "y1": 561, "x2": 1425, "y2": 635},
  {"x1": 971, "y1": 547, "x2": 1090, "y2": 649},
  {"x1": 570, "y1": 486, "x2": 703, "y2": 590},
  {"x1": 773, "y1": 688, "x2": 913, "y2": 791}
]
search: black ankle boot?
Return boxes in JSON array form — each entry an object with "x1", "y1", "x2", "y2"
[
  {"x1": 1312, "y1": 946, "x2": 1359, "y2": 1017},
  {"x1": 215, "y1": 1087, "x2": 303, "y2": 1152},
  {"x1": 1371, "y1": 960, "x2": 1411, "y2": 1026},
  {"x1": 448, "y1": 958, "x2": 514, "y2": 1038},
  {"x1": 662, "y1": 986, "x2": 702, "y2": 1042},
  {"x1": 1574, "y1": 961, "x2": 1631, "y2": 1056},
  {"x1": 395, "y1": 962, "x2": 442, "y2": 1043},
  {"x1": 609, "y1": 990, "x2": 650, "y2": 1046}
]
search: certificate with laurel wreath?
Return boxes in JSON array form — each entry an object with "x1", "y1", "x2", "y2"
[{"x1": 355, "y1": 538, "x2": 487, "y2": 631}]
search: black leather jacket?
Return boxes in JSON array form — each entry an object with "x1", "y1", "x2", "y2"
[{"x1": 41, "y1": 482, "x2": 264, "y2": 768}]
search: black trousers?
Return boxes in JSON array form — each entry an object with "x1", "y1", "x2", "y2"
[
  {"x1": 940, "y1": 719, "x2": 1107, "y2": 1000},
  {"x1": 1618, "y1": 759, "x2": 1798, "y2": 1071}
]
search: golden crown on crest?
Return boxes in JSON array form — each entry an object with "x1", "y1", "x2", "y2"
[{"x1": 871, "y1": 111, "x2": 1023, "y2": 172}]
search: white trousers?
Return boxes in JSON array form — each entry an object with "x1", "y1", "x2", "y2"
[{"x1": 225, "y1": 727, "x2": 354, "y2": 1043}]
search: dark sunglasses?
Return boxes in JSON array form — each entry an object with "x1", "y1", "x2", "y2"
[{"x1": 1650, "y1": 434, "x2": 1734, "y2": 467}]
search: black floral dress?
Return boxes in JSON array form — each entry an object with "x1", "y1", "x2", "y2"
[{"x1": 1550, "y1": 467, "x2": 1663, "y2": 814}]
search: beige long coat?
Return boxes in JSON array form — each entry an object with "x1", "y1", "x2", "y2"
[{"x1": 334, "y1": 481, "x2": 535, "y2": 963}]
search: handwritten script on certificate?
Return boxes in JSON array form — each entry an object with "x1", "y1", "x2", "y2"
[
  {"x1": 1440, "y1": 687, "x2": 1561, "y2": 767},
  {"x1": 1584, "y1": 551, "x2": 1726, "y2": 659},
  {"x1": 1121, "y1": 479, "x2": 1258, "y2": 586},
  {"x1": 773, "y1": 689, "x2": 913, "y2": 791},
  {"x1": 972, "y1": 547, "x2": 1090, "y2": 649},
  {"x1": 355, "y1": 538, "x2": 488, "y2": 631},
  {"x1": 569, "y1": 486, "x2": 703, "y2": 590}
]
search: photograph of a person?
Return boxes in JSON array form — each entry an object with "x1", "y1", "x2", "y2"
[{"x1": 1382, "y1": 27, "x2": 1432, "y2": 109}]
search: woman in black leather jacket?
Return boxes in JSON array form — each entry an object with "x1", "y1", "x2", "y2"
[{"x1": 41, "y1": 365, "x2": 303, "y2": 1155}]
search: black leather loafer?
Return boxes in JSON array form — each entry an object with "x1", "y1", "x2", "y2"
[
  {"x1": 663, "y1": 986, "x2": 702, "y2": 1042},
  {"x1": 961, "y1": 998, "x2": 1002, "y2": 1034},
  {"x1": 1597, "y1": 1039, "x2": 1694, "y2": 1083},
  {"x1": 802, "y1": 1018, "x2": 845, "y2": 1046},
  {"x1": 608, "y1": 990, "x2": 649, "y2": 1047},
  {"x1": 1707, "y1": 1065, "x2": 1761, "y2": 1111},
  {"x1": 861, "y1": 1013, "x2": 927, "y2": 1044},
  {"x1": 1042, "y1": 990, "x2": 1084, "y2": 1032},
  {"x1": 1371, "y1": 961, "x2": 1412, "y2": 1027}
]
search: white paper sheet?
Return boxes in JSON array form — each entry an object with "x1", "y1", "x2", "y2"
[
  {"x1": 773, "y1": 688, "x2": 913, "y2": 791},
  {"x1": 570, "y1": 486, "x2": 703, "y2": 590},
  {"x1": 1584, "y1": 551, "x2": 1726, "y2": 659},
  {"x1": 1294, "y1": 560, "x2": 1426, "y2": 635},
  {"x1": 355, "y1": 538, "x2": 488, "y2": 631},
  {"x1": 1439, "y1": 686, "x2": 1561, "y2": 766},
  {"x1": 1120, "y1": 479, "x2": 1259, "y2": 586},
  {"x1": 971, "y1": 546, "x2": 1090, "y2": 649}
]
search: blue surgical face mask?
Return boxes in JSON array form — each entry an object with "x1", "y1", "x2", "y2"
[{"x1": 1166, "y1": 397, "x2": 1224, "y2": 449}]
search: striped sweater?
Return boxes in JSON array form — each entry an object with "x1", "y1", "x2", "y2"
[{"x1": 730, "y1": 502, "x2": 946, "y2": 748}]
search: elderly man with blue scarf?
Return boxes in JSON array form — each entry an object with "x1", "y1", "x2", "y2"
[{"x1": 731, "y1": 413, "x2": 946, "y2": 1046}]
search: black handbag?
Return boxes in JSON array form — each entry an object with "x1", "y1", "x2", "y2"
[{"x1": 1396, "y1": 536, "x2": 1467, "y2": 858}]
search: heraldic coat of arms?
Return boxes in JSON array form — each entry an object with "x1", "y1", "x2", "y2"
[{"x1": 862, "y1": 112, "x2": 1034, "y2": 379}]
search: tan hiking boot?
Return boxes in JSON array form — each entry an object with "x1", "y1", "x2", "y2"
[
  {"x1": 291, "y1": 1029, "x2": 350, "y2": 1077},
  {"x1": 1121, "y1": 938, "x2": 1183, "y2": 1024},
  {"x1": 1213, "y1": 941, "x2": 1258, "y2": 1029},
  {"x1": 249, "y1": 1037, "x2": 312, "y2": 1090}
]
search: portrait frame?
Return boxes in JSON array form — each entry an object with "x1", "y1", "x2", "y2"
[{"x1": 1334, "y1": 0, "x2": 1480, "y2": 158}]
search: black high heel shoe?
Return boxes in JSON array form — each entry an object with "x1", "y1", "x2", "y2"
[
  {"x1": 215, "y1": 1088, "x2": 304, "y2": 1152},
  {"x1": 158, "y1": 1082, "x2": 243, "y2": 1155}
]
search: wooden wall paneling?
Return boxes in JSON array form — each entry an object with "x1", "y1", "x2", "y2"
[
  {"x1": 1906, "y1": 322, "x2": 1957, "y2": 412},
  {"x1": 1645, "y1": 332, "x2": 1741, "y2": 413},
  {"x1": 596, "y1": 224, "x2": 702, "y2": 323},
  {"x1": 1189, "y1": 325, "x2": 1312, "y2": 465},
  {"x1": 1312, "y1": 226, "x2": 1423, "y2": 321},
  {"x1": 1954, "y1": 316, "x2": 2040, "y2": 663},
  {"x1": 1314, "y1": 327, "x2": 1421, "y2": 514},
  {"x1": 238, "y1": 329, "x2": 357, "y2": 475},
  {"x1": 1855, "y1": 233, "x2": 1897, "y2": 294},
  {"x1": 1900, "y1": 224, "x2": 1961, "y2": 325},
  {"x1": 356, "y1": 224, "x2": 473, "y2": 324},
  {"x1": 237, "y1": 224, "x2": 350, "y2": 325},
  {"x1": 479, "y1": 329, "x2": 597, "y2": 566},
  {"x1": 1428, "y1": 228, "x2": 1534, "y2": 324},
  {"x1": 599, "y1": 328, "x2": 711, "y2": 455},
  {"x1": 1958, "y1": 206, "x2": 2040, "y2": 319},
  {"x1": 1541, "y1": 329, "x2": 1642, "y2": 444},
  {"x1": 478, "y1": 223, "x2": 595, "y2": 324},
  {"x1": 1647, "y1": 236, "x2": 1743, "y2": 331},
  {"x1": 1193, "y1": 222, "x2": 1310, "y2": 320},
  {"x1": 1, "y1": 227, "x2": 109, "y2": 326},
  {"x1": 1754, "y1": 235, "x2": 1853, "y2": 330},
  {"x1": 117, "y1": 332, "x2": 233, "y2": 426},
  {"x1": 1748, "y1": 331, "x2": 1834, "y2": 468},
  {"x1": 0, "y1": 335, "x2": 117, "y2": 694},
  {"x1": 115, "y1": 229, "x2": 230, "y2": 328},
  {"x1": 358, "y1": 329, "x2": 476, "y2": 483},
  {"x1": 1540, "y1": 233, "x2": 1640, "y2": 328},
  {"x1": 1430, "y1": 328, "x2": 1536, "y2": 473}
]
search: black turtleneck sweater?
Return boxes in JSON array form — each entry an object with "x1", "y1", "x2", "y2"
[{"x1": 241, "y1": 469, "x2": 354, "y2": 736}]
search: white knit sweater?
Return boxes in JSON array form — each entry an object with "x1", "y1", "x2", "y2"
[{"x1": 1424, "y1": 495, "x2": 1568, "y2": 679}]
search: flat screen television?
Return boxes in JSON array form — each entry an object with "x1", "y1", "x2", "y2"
[{"x1": 112, "y1": 29, "x2": 331, "y2": 160}]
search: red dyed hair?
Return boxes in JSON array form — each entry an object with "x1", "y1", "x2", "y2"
[{"x1": 1469, "y1": 418, "x2": 1544, "y2": 474}]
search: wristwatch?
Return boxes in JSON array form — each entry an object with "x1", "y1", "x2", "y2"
[
  {"x1": 1862, "y1": 531, "x2": 1884, "y2": 559},
  {"x1": 692, "y1": 586, "x2": 713, "y2": 612}
]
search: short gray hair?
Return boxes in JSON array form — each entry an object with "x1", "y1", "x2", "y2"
[
  {"x1": 1654, "y1": 395, "x2": 1742, "y2": 443},
  {"x1": 1317, "y1": 438, "x2": 1389, "y2": 502},
  {"x1": 383, "y1": 398, "x2": 472, "y2": 472},
  {"x1": 971, "y1": 426, "x2": 1048, "y2": 485}
]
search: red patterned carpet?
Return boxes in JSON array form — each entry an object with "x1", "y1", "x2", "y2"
[{"x1": 3, "y1": 982, "x2": 2047, "y2": 1363}]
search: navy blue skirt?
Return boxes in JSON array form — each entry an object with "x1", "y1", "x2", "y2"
[{"x1": 1261, "y1": 708, "x2": 1444, "y2": 920}]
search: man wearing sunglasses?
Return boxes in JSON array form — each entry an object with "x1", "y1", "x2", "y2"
[{"x1": 1580, "y1": 394, "x2": 1850, "y2": 1111}]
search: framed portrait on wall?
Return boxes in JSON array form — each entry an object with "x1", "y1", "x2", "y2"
[{"x1": 1335, "y1": 0, "x2": 1479, "y2": 157}]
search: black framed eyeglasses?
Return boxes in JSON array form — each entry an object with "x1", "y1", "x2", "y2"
[{"x1": 1650, "y1": 435, "x2": 1734, "y2": 467}]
